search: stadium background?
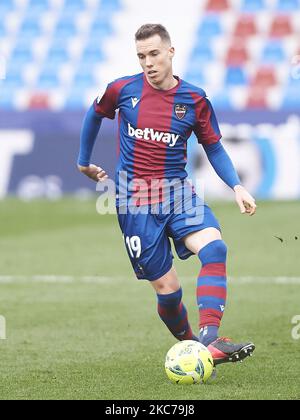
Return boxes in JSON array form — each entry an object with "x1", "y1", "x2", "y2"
[
  {"x1": 0, "y1": 0, "x2": 300, "y2": 200},
  {"x1": 0, "y1": 0, "x2": 300, "y2": 401}
]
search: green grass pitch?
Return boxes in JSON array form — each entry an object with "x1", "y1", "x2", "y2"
[{"x1": 0, "y1": 198, "x2": 300, "y2": 400}]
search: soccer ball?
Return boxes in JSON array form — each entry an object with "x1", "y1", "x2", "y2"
[{"x1": 165, "y1": 340, "x2": 214, "y2": 385}]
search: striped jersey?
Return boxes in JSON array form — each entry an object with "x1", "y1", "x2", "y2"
[{"x1": 94, "y1": 72, "x2": 222, "y2": 205}]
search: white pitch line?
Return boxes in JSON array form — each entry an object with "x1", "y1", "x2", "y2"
[
  {"x1": 0, "y1": 276, "x2": 300, "y2": 284},
  {"x1": 229, "y1": 277, "x2": 300, "y2": 285},
  {"x1": 0, "y1": 276, "x2": 115, "y2": 284}
]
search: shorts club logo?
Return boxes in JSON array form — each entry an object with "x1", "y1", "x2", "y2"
[{"x1": 174, "y1": 104, "x2": 187, "y2": 120}]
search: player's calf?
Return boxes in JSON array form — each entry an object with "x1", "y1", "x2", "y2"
[
  {"x1": 197, "y1": 239, "x2": 228, "y2": 346},
  {"x1": 157, "y1": 288, "x2": 198, "y2": 342}
]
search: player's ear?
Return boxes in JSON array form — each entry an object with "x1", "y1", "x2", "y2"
[{"x1": 169, "y1": 47, "x2": 175, "y2": 59}]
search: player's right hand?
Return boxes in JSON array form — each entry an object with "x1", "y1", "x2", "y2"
[{"x1": 77, "y1": 164, "x2": 108, "y2": 182}]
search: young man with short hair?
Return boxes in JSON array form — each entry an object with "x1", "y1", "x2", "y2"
[{"x1": 78, "y1": 24, "x2": 256, "y2": 366}]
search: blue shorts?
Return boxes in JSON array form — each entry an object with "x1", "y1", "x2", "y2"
[{"x1": 117, "y1": 193, "x2": 221, "y2": 281}]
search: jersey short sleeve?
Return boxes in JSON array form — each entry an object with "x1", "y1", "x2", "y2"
[
  {"x1": 93, "y1": 81, "x2": 120, "y2": 120},
  {"x1": 193, "y1": 97, "x2": 222, "y2": 146}
]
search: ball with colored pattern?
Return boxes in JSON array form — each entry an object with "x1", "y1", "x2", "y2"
[{"x1": 165, "y1": 340, "x2": 214, "y2": 385}]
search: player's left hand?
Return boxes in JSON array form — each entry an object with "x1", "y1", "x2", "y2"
[{"x1": 234, "y1": 185, "x2": 257, "y2": 216}]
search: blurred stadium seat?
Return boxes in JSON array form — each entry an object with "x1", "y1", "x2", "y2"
[
  {"x1": 54, "y1": 18, "x2": 78, "y2": 39},
  {"x1": 0, "y1": 0, "x2": 299, "y2": 111},
  {"x1": 225, "y1": 67, "x2": 248, "y2": 86},
  {"x1": 234, "y1": 15, "x2": 258, "y2": 37},
  {"x1": 37, "y1": 68, "x2": 60, "y2": 90},
  {"x1": 62, "y1": 0, "x2": 86, "y2": 14},
  {"x1": 197, "y1": 15, "x2": 223, "y2": 38},
  {"x1": 246, "y1": 85, "x2": 270, "y2": 108},
  {"x1": 80, "y1": 45, "x2": 105, "y2": 64},
  {"x1": 0, "y1": 0, "x2": 14, "y2": 14},
  {"x1": 28, "y1": 93, "x2": 51, "y2": 109},
  {"x1": 205, "y1": 0, "x2": 229, "y2": 12},
  {"x1": 276, "y1": 0, "x2": 300, "y2": 12},
  {"x1": 47, "y1": 46, "x2": 70, "y2": 66},
  {"x1": 0, "y1": 22, "x2": 6, "y2": 37},
  {"x1": 211, "y1": 90, "x2": 233, "y2": 110},
  {"x1": 241, "y1": 0, "x2": 266, "y2": 12},
  {"x1": 251, "y1": 67, "x2": 277, "y2": 88},
  {"x1": 19, "y1": 19, "x2": 42, "y2": 40},
  {"x1": 261, "y1": 41, "x2": 286, "y2": 64},
  {"x1": 65, "y1": 87, "x2": 87, "y2": 109},
  {"x1": 269, "y1": 15, "x2": 293, "y2": 38},
  {"x1": 11, "y1": 44, "x2": 33, "y2": 66},
  {"x1": 192, "y1": 44, "x2": 215, "y2": 63},
  {"x1": 226, "y1": 42, "x2": 249, "y2": 66},
  {"x1": 282, "y1": 86, "x2": 300, "y2": 108}
]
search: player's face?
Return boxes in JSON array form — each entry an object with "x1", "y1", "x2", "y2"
[{"x1": 136, "y1": 34, "x2": 175, "y2": 87}]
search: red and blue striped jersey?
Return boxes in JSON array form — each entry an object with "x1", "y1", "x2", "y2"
[{"x1": 94, "y1": 72, "x2": 222, "y2": 204}]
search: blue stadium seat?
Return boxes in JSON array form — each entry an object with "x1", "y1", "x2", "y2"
[
  {"x1": 19, "y1": 19, "x2": 41, "y2": 39},
  {"x1": 11, "y1": 45, "x2": 33, "y2": 65},
  {"x1": 5, "y1": 61, "x2": 23, "y2": 75},
  {"x1": 211, "y1": 91, "x2": 233, "y2": 110},
  {"x1": 81, "y1": 46, "x2": 105, "y2": 64},
  {"x1": 47, "y1": 46, "x2": 69, "y2": 65},
  {"x1": 287, "y1": 73, "x2": 300, "y2": 87},
  {"x1": 187, "y1": 57, "x2": 209, "y2": 74},
  {"x1": 192, "y1": 44, "x2": 215, "y2": 62},
  {"x1": 225, "y1": 67, "x2": 248, "y2": 85},
  {"x1": 89, "y1": 21, "x2": 113, "y2": 39},
  {"x1": 62, "y1": 0, "x2": 86, "y2": 15},
  {"x1": 184, "y1": 69, "x2": 206, "y2": 86},
  {"x1": 241, "y1": 0, "x2": 266, "y2": 12},
  {"x1": 37, "y1": 69, "x2": 60, "y2": 89},
  {"x1": 65, "y1": 88, "x2": 86, "y2": 109},
  {"x1": 0, "y1": 85, "x2": 15, "y2": 109},
  {"x1": 0, "y1": 0, "x2": 14, "y2": 14},
  {"x1": 54, "y1": 19, "x2": 77, "y2": 39},
  {"x1": 276, "y1": 0, "x2": 299, "y2": 11},
  {"x1": 2, "y1": 71, "x2": 24, "y2": 89},
  {"x1": 261, "y1": 41, "x2": 285, "y2": 63},
  {"x1": 73, "y1": 72, "x2": 95, "y2": 89},
  {"x1": 197, "y1": 15, "x2": 223, "y2": 38},
  {"x1": 0, "y1": 23, "x2": 6, "y2": 37},
  {"x1": 282, "y1": 87, "x2": 300, "y2": 108},
  {"x1": 27, "y1": 0, "x2": 49, "y2": 14},
  {"x1": 96, "y1": 0, "x2": 123, "y2": 13}
]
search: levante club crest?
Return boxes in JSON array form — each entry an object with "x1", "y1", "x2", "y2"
[{"x1": 174, "y1": 104, "x2": 187, "y2": 120}]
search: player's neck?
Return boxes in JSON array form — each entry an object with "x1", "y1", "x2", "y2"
[{"x1": 146, "y1": 73, "x2": 178, "y2": 91}]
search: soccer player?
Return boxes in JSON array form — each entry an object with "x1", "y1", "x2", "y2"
[{"x1": 77, "y1": 24, "x2": 256, "y2": 366}]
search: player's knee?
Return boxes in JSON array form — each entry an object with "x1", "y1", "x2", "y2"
[
  {"x1": 198, "y1": 239, "x2": 227, "y2": 264},
  {"x1": 152, "y1": 280, "x2": 181, "y2": 295},
  {"x1": 150, "y1": 267, "x2": 181, "y2": 294},
  {"x1": 213, "y1": 240, "x2": 228, "y2": 260}
]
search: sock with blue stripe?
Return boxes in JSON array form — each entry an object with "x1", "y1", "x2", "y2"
[
  {"x1": 197, "y1": 240, "x2": 228, "y2": 346},
  {"x1": 157, "y1": 288, "x2": 198, "y2": 342}
]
